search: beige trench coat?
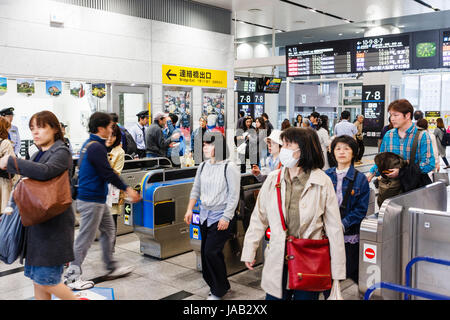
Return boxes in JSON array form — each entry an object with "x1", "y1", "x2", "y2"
[{"x1": 241, "y1": 167, "x2": 346, "y2": 299}]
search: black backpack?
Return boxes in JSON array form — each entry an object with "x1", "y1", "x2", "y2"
[
  {"x1": 123, "y1": 128, "x2": 138, "y2": 156},
  {"x1": 440, "y1": 128, "x2": 450, "y2": 147}
]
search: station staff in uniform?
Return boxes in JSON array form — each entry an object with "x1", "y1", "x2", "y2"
[
  {"x1": 0, "y1": 107, "x2": 21, "y2": 156},
  {"x1": 128, "y1": 110, "x2": 149, "y2": 158}
]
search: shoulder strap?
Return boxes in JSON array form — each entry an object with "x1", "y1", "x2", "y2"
[
  {"x1": 410, "y1": 129, "x2": 422, "y2": 165},
  {"x1": 224, "y1": 162, "x2": 229, "y2": 193},
  {"x1": 77, "y1": 141, "x2": 98, "y2": 170},
  {"x1": 276, "y1": 170, "x2": 287, "y2": 232}
]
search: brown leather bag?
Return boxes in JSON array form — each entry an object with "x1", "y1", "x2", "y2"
[{"x1": 12, "y1": 157, "x2": 72, "y2": 227}]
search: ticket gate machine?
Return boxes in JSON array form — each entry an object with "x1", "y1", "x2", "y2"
[
  {"x1": 189, "y1": 174, "x2": 264, "y2": 276},
  {"x1": 130, "y1": 167, "x2": 197, "y2": 259},
  {"x1": 359, "y1": 182, "x2": 447, "y2": 299},
  {"x1": 119, "y1": 158, "x2": 172, "y2": 236}
]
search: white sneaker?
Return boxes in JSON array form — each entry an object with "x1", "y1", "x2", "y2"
[
  {"x1": 207, "y1": 293, "x2": 222, "y2": 300},
  {"x1": 107, "y1": 265, "x2": 134, "y2": 278},
  {"x1": 67, "y1": 279, "x2": 95, "y2": 290},
  {"x1": 64, "y1": 265, "x2": 81, "y2": 285}
]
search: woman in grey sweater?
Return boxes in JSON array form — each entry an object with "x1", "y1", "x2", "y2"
[{"x1": 184, "y1": 134, "x2": 240, "y2": 300}]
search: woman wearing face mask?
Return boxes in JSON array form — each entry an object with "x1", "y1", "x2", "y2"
[
  {"x1": 241, "y1": 127, "x2": 346, "y2": 300},
  {"x1": 184, "y1": 134, "x2": 241, "y2": 300},
  {"x1": 324, "y1": 135, "x2": 370, "y2": 296}
]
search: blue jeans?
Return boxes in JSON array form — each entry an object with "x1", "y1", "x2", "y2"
[{"x1": 265, "y1": 265, "x2": 320, "y2": 301}]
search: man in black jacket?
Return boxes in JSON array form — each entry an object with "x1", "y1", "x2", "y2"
[{"x1": 146, "y1": 112, "x2": 180, "y2": 158}]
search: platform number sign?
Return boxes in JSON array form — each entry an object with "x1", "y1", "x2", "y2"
[
  {"x1": 237, "y1": 92, "x2": 265, "y2": 119},
  {"x1": 362, "y1": 85, "x2": 385, "y2": 139}
]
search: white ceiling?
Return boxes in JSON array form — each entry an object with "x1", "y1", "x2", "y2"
[{"x1": 193, "y1": 0, "x2": 450, "y2": 40}]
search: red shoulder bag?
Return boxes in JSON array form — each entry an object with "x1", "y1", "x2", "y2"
[{"x1": 276, "y1": 169, "x2": 332, "y2": 291}]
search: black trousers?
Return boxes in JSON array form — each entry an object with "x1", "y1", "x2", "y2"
[
  {"x1": 323, "y1": 241, "x2": 359, "y2": 299},
  {"x1": 137, "y1": 149, "x2": 147, "y2": 159},
  {"x1": 356, "y1": 139, "x2": 365, "y2": 161},
  {"x1": 200, "y1": 220, "x2": 231, "y2": 297}
]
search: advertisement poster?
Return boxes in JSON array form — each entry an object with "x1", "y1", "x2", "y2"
[
  {"x1": 70, "y1": 81, "x2": 86, "y2": 98},
  {"x1": 202, "y1": 92, "x2": 225, "y2": 134},
  {"x1": 164, "y1": 89, "x2": 191, "y2": 145},
  {"x1": 46, "y1": 80, "x2": 62, "y2": 97},
  {"x1": 0, "y1": 77, "x2": 6, "y2": 95},
  {"x1": 425, "y1": 111, "x2": 440, "y2": 131},
  {"x1": 92, "y1": 83, "x2": 106, "y2": 99},
  {"x1": 17, "y1": 78, "x2": 35, "y2": 95}
]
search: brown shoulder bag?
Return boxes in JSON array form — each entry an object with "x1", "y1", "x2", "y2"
[{"x1": 12, "y1": 157, "x2": 72, "y2": 227}]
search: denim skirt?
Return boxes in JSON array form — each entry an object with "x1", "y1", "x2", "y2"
[{"x1": 24, "y1": 264, "x2": 64, "y2": 286}]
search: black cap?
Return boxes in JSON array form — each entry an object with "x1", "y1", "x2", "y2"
[
  {"x1": 136, "y1": 110, "x2": 149, "y2": 118},
  {"x1": 0, "y1": 107, "x2": 14, "y2": 116}
]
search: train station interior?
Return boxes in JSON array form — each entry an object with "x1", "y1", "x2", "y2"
[{"x1": 0, "y1": 0, "x2": 450, "y2": 304}]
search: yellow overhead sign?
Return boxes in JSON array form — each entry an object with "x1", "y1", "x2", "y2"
[{"x1": 162, "y1": 64, "x2": 227, "y2": 88}]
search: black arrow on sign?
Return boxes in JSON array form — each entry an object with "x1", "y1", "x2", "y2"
[{"x1": 166, "y1": 69, "x2": 177, "y2": 80}]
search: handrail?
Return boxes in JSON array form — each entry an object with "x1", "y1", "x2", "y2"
[
  {"x1": 404, "y1": 256, "x2": 450, "y2": 300},
  {"x1": 364, "y1": 282, "x2": 450, "y2": 300}
]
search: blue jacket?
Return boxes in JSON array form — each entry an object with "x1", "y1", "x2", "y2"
[
  {"x1": 325, "y1": 165, "x2": 370, "y2": 235},
  {"x1": 77, "y1": 134, "x2": 128, "y2": 203}
]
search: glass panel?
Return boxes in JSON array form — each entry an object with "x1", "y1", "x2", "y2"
[
  {"x1": 419, "y1": 74, "x2": 441, "y2": 112},
  {"x1": 121, "y1": 93, "x2": 145, "y2": 129},
  {"x1": 402, "y1": 75, "x2": 419, "y2": 108}
]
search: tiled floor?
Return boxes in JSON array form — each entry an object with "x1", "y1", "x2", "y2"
[
  {"x1": 1, "y1": 146, "x2": 443, "y2": 300},
  {"x1": 0, "y1": 230, "x2": 360, "y2": 300}
]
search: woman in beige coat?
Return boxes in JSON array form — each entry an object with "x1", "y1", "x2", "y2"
[
  {"x1": 0, "y1": 117, "x2": 15, "y2": 212},
  {"x1": 241, "y1": 127, "x2": 346, "y2": 300}
]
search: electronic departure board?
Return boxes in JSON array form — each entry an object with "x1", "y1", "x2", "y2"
[
  {"x1": 234, "y1": 77, "x2": 257, "y2": 92},
  {"x1": 286, "y1": 40, "x2": 353, "y2": 77},
  {"x1": 355, "y1": 34, "x2": 410, "y2": 72},
  {"x1": 442, "y1": 31, "x2": 450, "y2": 67}
]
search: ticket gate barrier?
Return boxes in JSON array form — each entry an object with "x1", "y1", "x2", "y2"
[
  {"x1": 120, "y1": 157, "x2": 172, "y2": 235},
  {"x1": 358, "y1": 182, "x2": 447, "y2": 299},
  {"x1": 130, "y1": 167, "x2": 197, "y2": 259},
  {"x1": 189, "y1": 174, "x2": 264, "y2": 276}
]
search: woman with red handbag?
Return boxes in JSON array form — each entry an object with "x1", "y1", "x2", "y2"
[{"x1": 241, "y1": 127, "x2": 346, "y2": 300}]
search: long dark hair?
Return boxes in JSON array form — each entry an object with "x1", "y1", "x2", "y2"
[{"x1": 29, "y1": 111, "x2": 64, "y2": 142}]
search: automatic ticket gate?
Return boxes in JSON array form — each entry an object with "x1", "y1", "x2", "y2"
[
  {"x1": 359, "y1": 182, "x2": 448, "y2": 299},
  {"x1": 189, "y1": 174, "x2": 264, "y2": 276},
  {"x1": 118, "y1": 158, "x2": 172, "y2": 236},
  {"x1": 130, "y1": 167, "x2": 197, "y2": 259}
]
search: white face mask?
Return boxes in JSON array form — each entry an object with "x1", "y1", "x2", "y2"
[{"x1": 279, "y1": 147, "x2": 300, "y2": 168}]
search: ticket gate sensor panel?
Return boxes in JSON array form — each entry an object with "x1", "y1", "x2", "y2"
[
  {"x1": 131, "y1": 167, "x2": 198, "y2": 259},
  {"x1": 359, "y1": 182, "x2": 447, "y2": 299}
]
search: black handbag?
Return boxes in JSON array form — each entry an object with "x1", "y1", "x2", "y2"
[{"x1": 398, "y1": 129, "x2": 432, "y2": 192}]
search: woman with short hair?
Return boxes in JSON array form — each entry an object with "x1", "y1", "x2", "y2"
[
  {"x1": 241, "y1": 127, "x2": 346, "y2": 300},
  {"x1": 0, "y1": 111, "x2": 78, "y2": 300}
]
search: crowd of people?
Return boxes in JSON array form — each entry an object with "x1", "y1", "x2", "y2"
[{"x1": 0, "y1": 97, "x2": 445, "y2": 301}]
